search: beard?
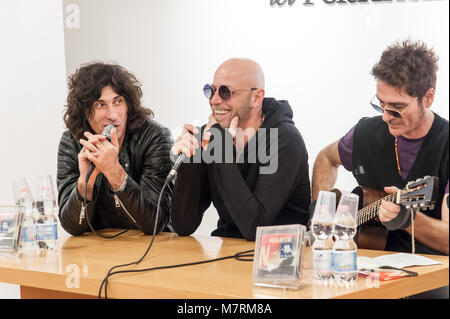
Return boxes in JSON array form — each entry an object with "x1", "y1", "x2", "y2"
[
  {"x1": 213, "y1": 93, "x2": 253, "y2": 128},
  {"x1": 387, "y1": 101, "x2": 427, "y2": 137},
  {"x1": 227, "y1": 94, "x2": 253, "y2": 127}
]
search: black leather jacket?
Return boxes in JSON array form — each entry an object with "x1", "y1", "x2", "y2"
[{"x1": 57, "y1": 119, "x2": 173, "y2": 236}]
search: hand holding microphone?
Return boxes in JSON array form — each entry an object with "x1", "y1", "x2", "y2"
[
  {"x1": 169, "y1": 118, "x2": 223, "y2": 183},
  {"x1": 78, "y1": 125, "x2": 122, "y2": 198},
  {"x1": 171, "y1": 113, "x2": 239, "y2": 158},
  {"x1": 170, "y1": 114, "x2": 240, "y2": 182},
  {"x1": 168, "y1": 124, "x2": 201, "y2": 183},
  {"x1": 171, "y1": 124, "x2": 200, "y2": 158}
]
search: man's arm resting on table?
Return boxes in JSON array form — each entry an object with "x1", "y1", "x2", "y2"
[{"x1": 311, "y1": 140, "x2": 342, "y2": 201}]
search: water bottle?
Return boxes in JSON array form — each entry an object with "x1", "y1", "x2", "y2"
[
  {"x1": 12, "y1": 178, "x2": 37, "y2": 252},
  {"x1": 35, "y1": 175, "x2": 58, "y2": 250},
  {"x1": 311, "y1": 191, "x2": 336, "y2": 284},
  {"x1": 18, "y1": 198, "x2": 37, "y2": 251},
  {"x1": 333, "y1": 193, "x2": 359, "y2": 284}
]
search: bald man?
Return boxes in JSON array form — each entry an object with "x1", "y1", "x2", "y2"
[{"x1": 170, "y1": 58, "x2": 311, "y2": 240}]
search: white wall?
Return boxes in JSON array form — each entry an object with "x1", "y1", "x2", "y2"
[
  {"x1": 0, "y1": 0, "x2": 67, "y2": 299},
  {"x1": 63, "y1": 0, "x2": 449, "y2": 236},
  {"x1": 0, "y1": 0, "x2": 67, "y2": 204}
]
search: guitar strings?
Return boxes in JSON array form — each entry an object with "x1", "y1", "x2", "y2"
[
  {"x1": 356, "y1": 189, "x2": 417, "y2": 255},
  {"x1": 357, "y1": 192, "x2": 397, "y2": 225}
]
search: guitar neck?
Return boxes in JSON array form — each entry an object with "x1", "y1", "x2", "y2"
[{"x1": 356, "y1": 192, "x2": 398, "y2": 226}]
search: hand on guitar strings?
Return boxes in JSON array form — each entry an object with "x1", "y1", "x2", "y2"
[{"x1": 379, "y1": 186, "x2": 416, "y2": 231}]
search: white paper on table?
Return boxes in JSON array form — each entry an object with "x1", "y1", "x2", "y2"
[{"x1": 358, "y1": 253, "x2": 442, "y2": 270}]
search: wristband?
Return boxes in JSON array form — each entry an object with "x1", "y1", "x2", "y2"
[{"x1": 381, "y1": 205, "x2": 416, "y2": 231}]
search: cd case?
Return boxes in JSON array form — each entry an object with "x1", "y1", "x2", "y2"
[
  {"x1": 0, "y1": 206, "x2": 24, "y2": 252},
  {"x1": 252, "y1": 224, "x2": 306, "y2": 289}
]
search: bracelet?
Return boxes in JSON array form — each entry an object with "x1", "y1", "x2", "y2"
[{"x1": 112, "y1": 173, "x2": 128, "y2": 193}]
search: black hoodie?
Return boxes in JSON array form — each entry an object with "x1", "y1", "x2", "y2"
[{"x1": 170, "y1": 98, "x2": 311, "y2": 241}]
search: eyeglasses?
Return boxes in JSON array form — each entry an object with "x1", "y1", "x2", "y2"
[
  {"x1": 370, "y1": 95, "x2": 414, "y2": 119},
  {"x1": 203, "y1": 84, "x2": 257, "y2": 101}
]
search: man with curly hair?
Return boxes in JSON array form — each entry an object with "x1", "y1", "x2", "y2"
[
  {"x1": 312, "y1": 40, "x2": 448, "y2": 298},
  {"x1": 57, "y1": 62, "x2": 173, "y2": 236}
]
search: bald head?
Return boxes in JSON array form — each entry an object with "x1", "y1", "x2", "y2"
[
  {"x1": 214, "y1": 58, "x2": 265, "y2": 90},
  {"x1": 210, "y1": 58, "x2": 266, "y2": 129}
]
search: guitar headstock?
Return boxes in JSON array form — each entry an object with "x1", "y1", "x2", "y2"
[{"x1": 400, "y1": 176, "x2": 439, "y2": 211}]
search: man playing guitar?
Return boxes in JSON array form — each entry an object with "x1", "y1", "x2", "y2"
[
  {"x1": 312, "y1": 40, "x2": 448, "y2": 257},
  {"x1": 311, "y1": 40, "x2": 448, "y2": 298}
]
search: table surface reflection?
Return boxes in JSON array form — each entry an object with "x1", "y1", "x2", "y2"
[{"x1": 0, "y1": 230, "x2": 448, "y2": 299}]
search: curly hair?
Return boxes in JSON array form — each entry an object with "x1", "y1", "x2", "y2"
[
  {"x1": 371, "y1": 40, "x2": 439, "y2": 101},
  {"x1": 63, "y1": 62, "x2": 154, "y2": 140}
]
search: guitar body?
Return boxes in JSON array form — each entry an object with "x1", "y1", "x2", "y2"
[{"x1": 331, "y1": 186, "x2": 388, "y2": 251}]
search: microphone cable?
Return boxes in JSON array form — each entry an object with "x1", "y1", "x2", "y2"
[
  {"x1": 97, "y1": 152, "x2": 184, "y2": 296},
  {"x1": 98, "y1": 181, "x2": 169, "y2": 298},
  {"x1": 81, "y1": 124, "x2": 130, "y2": 239},
  {"x1": 99, "y1": 248, "x2": 254, "y2": 299},
  {"x1": 94, "y1": 149, "x2": 254, "y2": 299},
  {"x1": 97, "y1": 179, "x2": 255, "y2": 299}
]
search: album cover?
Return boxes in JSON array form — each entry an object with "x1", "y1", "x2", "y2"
[
  {"x1": 252, "y1": 224, "x2": 306, "y2": 289},
  {"x1": 0, "y1": 207, "x2": 23, "y2": 251}
]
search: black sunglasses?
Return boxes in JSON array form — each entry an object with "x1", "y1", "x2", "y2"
[
  {"x1": 203, "y1": 84, "x2": 257, "y2": 101},
  {"x1": 370, "y1": 95, "x2": 413, "y2": 119}
]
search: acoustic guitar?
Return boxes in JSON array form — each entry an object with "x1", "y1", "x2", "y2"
[{"x1": 331, "y1": 175, "x2": 439, "y2": 250}]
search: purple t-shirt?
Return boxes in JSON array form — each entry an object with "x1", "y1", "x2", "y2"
[{"x1": 338, "y1": 126, "x2": 449, "y2": 194}]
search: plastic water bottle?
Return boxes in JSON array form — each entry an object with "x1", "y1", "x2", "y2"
[
  {"x1": 17, "y1": 198, "x2": 37, "y2": 252},
  {"x1": 311, "y1": 191, "x2": 336, "y2": 285},
  {"x1": 312, "y1": 224, "x2": 334, "y2": 282},
  {"x1": 34, "y1": 175, "x2": 58, "y2": 250},
  {"x1": 11, "y1": 177, "x2": 37, "y2": 252},
  {"x1": 333, "y1": 193, "x2": 359, "y2": 285},
  {"x1": 36, "y1": 199, "x2": 58, "y2": 250}
]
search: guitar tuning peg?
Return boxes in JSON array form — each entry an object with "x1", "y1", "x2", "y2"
[
  {"x1": 420, "y1": 203, "x2": 428, "y2": 210},
  {"x1": 428, "y1": 204, "x2": 435, "y2": 210}
]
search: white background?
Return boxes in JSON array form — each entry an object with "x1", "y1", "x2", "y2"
[
  {"x1": 0, "y1": 0, "x2": 448, "y2": 298},
  {"x1": 0, "y1": 0, "x2": 67, "y2": 299}
]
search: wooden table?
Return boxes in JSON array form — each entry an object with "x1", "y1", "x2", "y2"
[{"x1": 0, "y1": 230, "x2": 448, "y2": 299}]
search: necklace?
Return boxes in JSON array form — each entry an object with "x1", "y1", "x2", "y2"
[{"x1": 394, "y1": 137, "x2": 402, "y2": 176}]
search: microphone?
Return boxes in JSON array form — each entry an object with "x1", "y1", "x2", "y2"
[
  {"x1": 165, "y1": 153, "x2": 187, "y2": 184},
  {"x1": 85, "y1": 125, "x2": 115, "y2": 182},
  {"x1": 165, "y1": 126, "x2": 200, "y2": 184}
]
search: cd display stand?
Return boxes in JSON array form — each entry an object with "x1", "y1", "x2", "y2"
[
  {"x1": 252, "y1": 224, "x2": 306, "y2": 289},
  {"x1": 0, "y1": 205, "x2": 24, "y2": 252}
]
